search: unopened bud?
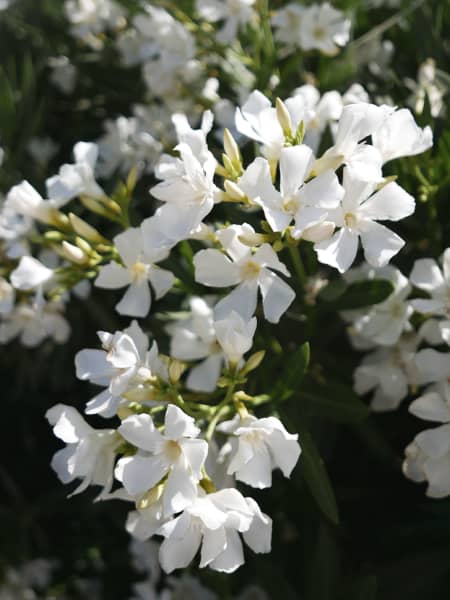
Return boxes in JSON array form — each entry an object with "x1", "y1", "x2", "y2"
[
  {"x1": 61, "y1": 241, "x2": 88, "y2": 264},
  {"x1": 376, "y1": 175, "x2": 397, "y2": 191},
  {"x1": 224, "y1": 179, "x2": 247, "y2": 202},
  {"x1": 126, "y1": 166, "x2": 138, "y2": 193},
  {"x1": 238, "y1": 231, "x2": 267, "y2": 247},
  {"x1": 276, "y1": 97, "x2": 292, "y2": 136},
  {"x1": 44, "y1": 230, "x2": 65, "y2": 242},
  {"x1": 241, "y1": 350, "x2": 265, "y2": 375},
  {"x1": 223, "y1": 128, "x2": 241, "y2": 165},
  {"x1": 69, "y1": 213, "x2": 106, "y2": 244},
  {"x1": 169, "y1": 359, "x2": 185, "y2": 384}
]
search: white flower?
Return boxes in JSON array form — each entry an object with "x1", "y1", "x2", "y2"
[
  {"x1": 403, "y1": 423, "x2": 450, "y2": 498},
  {"x1": 406, "y1": 58, "x2": 447, "y2": 118},
  {"x1": 372, "y1": 108, "x2": 433, "y2": 164},
  {"x1": 196, "y1": 0, "x2": 256, "y2": 43},
  {"x1": 410, "y1": 249, "x2": 450, "y2": 316},
  {"x1": 235, "y1": 90, "x2": 310, "y2": 161},
  {"x1": 147, "y1": 140, "x2": 219, "y2": 246},
  {"x1": 409, "y1": 381, "x2": 450, "y2": 423},
  {"x1": 65, "y1": 0, "x2": 124, "y2": 46},
  {"x1": 0, "y1": 200, "x2": 33, "y2": 258},
  {"x1": 75, "y1": 320, "x2": 163, "y2": 417},
  {"x1": 95, "y1": 227, "x2": 174, "y2": 318},
  {"x1": 0, "y1": 293, "x2": 70, "y2": 347},
  {"x1": 115, "y1": 405, "x2": 208, "y2": 514},
  {"x1": 299, "y1": 3, "x2": 351, "y2": 56},
  {"x1": 194, "y1": 223, "x2": 295, "y2": 323},
  {"x1": 169, "y1": 297, "x2": 225, "y2": 393},
  {"x1": 315, "y1": 168, "x2": 415, "y2": 273},
  {"x1": 217, "y1": 414, "x2": 301, "y2": 488},
  {"x1": 97, "y1": 115, "x2": 163, "y2": 178},
  {"x1": 343, "y1": 265, "x2": 413, "y2": 346},
  {"x1": 214, "y1": 311, "x2": 256, "y2": 365},
  {"x1": 159, "y1": 488, "x2": 271, "y2": 573},
  {"x1": 46, "y1": 142, "x2": 104, "y2": 203},
  {"x1": 5, "y1": 181, "x2": 61, "y2": 224},
  {"x1": 49, "y1": 56, "x2": 77, "y2": 94},
  {"x1": 315, "y1": 102, "x2": 393, "y2": 182},
  {"x1": 0, "y1": 278, "x2": 14, "y2": 314},
  {"x1": 10, "y1": 256, "x2": 54, "y2": 291},
  {"x1": 353, "y1": 333, "x2": 419, "y2": 412},
  {"x1": 238, "y1": 145, "x2": 343, "y2": 240},
  {"x1": 46, "y1": 404, "x2": 118, "y2": 497},
  {"x1": 271, "y1": 4, "x2": 306, "y2": 51},
  {"x1": 293, "y1": 84, "x2": 343, "y2": 152}
]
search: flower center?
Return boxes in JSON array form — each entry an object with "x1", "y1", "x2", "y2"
[
  {"x1": 313, "y1": 26, "x2": 326, "y2": 40},
  {"x1": 131, "y1": 261, "x2": 148, "y2": 282},
  {"x1": 344, "y1": 212, "x2": 357, "y2": 229},
  {"x1": 243, "y1": 430, "x2": 265, "y2": 445},
  {"x1": 282, "y1": 195, "x2": 300, "y2": 214},
  {"x1": 240, "y1": 260, "x2": 261, "y2": 281},
  {"x1": 165, "y1": 440, "x2": 182, "y2": 461}
]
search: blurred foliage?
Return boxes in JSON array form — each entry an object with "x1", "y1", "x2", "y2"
[{"x1": 1, "y1": 0, "x2": 450, "y2": 598}]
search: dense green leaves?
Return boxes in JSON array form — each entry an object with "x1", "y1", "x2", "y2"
[{"x1": 318, "y1": 279, "x2": 395, "y2": 310}]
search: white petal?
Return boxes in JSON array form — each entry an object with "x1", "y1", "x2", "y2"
[
  {"x1": 315, "y1": 227, "x2": 359, "y2": 273},
  {"x1": 163, "y1": 465, "x2": 198, "y2": 516},
  {"x1": 10, "y1": 256, "x2": 53, "y2": 290},
  {"x1": 194, "y1": 249, "x2": 240, "y2": 287},
  {"x1": 200, "y1": 526, "x2": 227, "y2": 568},
  {"x1": 258, "y1": 270, "x2": 295, "y2": 323},
  {"x1": 148, "y1": 266, "x2": 174, "y2": 299},
  {"x1": 179, "y1": 438, "x2": 209, "y2": 480},
  {"x1": 164, "y1": 404, "x2": 200, "y2": 440},
  {"x1": 209, "y1": 529, "x2": 244, "y2": 573},
  {"x1": 359, "y1": 182, "x2": 415, "y2": 222},
  {"x1": 410, "y1": 258, "x2": 444, "y2": 293},
  {"x1": 267, "y1": 429, "x2": 301, "y2": 477},
  {"x1": 159, "y1": 517, "x2": 201, "y2": 573},
  {"x1": 95, "y1": 262, "x2": 131, "y2": 289},
  {"x1": 114, "y1": 228, "x2": 143, "y2": 267},
  {"x1": 118, "y1": 414, "x2": 159, "y2": 451},
  {"x1": 116, "y1": 281, "x2": 151, "y2": 317},
  {"x1": 299, "y1": 169, "x2": 344, "y2": 209},
  {"x1": 214, "y1": 281, "x2": 259, "y2": 321},
  {"x1": 116, "y1": 454, "x2": 169, "y2": 496},
  {"x1": 409, "y1": 391, "x2": 450, "y2": 423},
  {"x1": 186, "y1": 354, "x2": 223, "y2": 392},
  {"x1": 75, "y1": 349, "x2": 114, "y2": 385},
  {"x1": 279, "y1": 145, "x2": 314, "y2": 197},
  {"x1": 359, "y1": 220, "x2": 404, "y2": 268}
]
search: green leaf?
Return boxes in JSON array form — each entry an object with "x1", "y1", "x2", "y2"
[
  {"x1": 319, "y1": 279, "x2": 394, "y2": 310},
  {"x1": 273, "y1": 342, "x2": 310, "y2": 400},
  {"x1": 296, "y1": 425, "x2": 339, "y2": 525},
  {"x1": 302, "y1": 381, "x2": 369, "y2": 423}
]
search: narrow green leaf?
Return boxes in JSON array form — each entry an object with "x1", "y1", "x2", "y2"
[
  {"x1": 302, "y1": 381, "x2": 369, "y2": 423},
  {"x1": 319, "y1": 279, "x2": 394, "y2": 310},
  {"x1": 296, "y1": 425, "x2": 339, "y2": 525},
  {"x1": 273, "y1": 342, "x2": 310, "y2": 400}
]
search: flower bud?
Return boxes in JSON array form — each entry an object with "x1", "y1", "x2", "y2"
[
  {"x1": 223, "y1": 128, "x2": 241, "y2": 165},
  {"x1": 61, "y1": 241, "x2": 88, "y2": 265},
  {"x1": 224, "y1": 179, "x2": 247, "y2": 202},
  {"x1": 169, "y1": 359, "x2": 185, "y2": 384},
  {"x1": 241, "y1": 350, "x2": 265, "y2": 375},
  {"x1": 69, "y1": 213, "x2": 106, "y2": 244},
  {"x1": 276, "y1": 97, "x2": 292, "y2": 137}
]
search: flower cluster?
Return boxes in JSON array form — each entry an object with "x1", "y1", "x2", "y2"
[{"x1": 345, "y1": 250, "x2": 450, "y2": 497}]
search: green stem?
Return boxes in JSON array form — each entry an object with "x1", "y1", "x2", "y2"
[
  {"x1": 205, "y1": 381, "x2": 236, "y2": 441},
  {"x1": 288, "y1": 243, "x2": 307, "y2": 289}
]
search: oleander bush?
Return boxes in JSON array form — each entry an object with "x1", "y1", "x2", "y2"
[{"x1": 1, "y1": 1, "x2": 450, "y2": 598}]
